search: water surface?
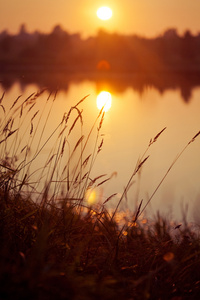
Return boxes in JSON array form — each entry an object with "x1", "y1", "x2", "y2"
[{"x1": 1, "y1": 77, "x2": 200, "y2": 223}]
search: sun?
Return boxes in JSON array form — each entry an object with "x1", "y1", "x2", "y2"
[
  {"x1": 96, "y1": 91, "x2": 112, "y2": 112},
  {"x1": 97, "y1": 6, "x2": 112, "y2": 21}
]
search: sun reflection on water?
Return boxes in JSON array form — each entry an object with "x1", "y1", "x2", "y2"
[{"x1": 96, "y1": 91, "x2": 112, "y2": 112}]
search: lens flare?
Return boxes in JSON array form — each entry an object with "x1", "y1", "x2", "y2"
[{"x1": 96, "y1": 91, "x2": 112, "y2": 112}]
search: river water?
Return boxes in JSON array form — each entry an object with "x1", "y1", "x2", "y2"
[{"x1": 0, "y1": 75, "x2": 200, "y2": 223}]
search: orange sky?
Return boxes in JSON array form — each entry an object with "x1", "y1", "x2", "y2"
[{"x1": 0, "y1": 0, "x2": 200, "y2": 37}]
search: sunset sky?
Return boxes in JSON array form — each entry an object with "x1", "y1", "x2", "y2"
[{"x1": 0, "y1": 0, "x2": 200, "y2": 37}]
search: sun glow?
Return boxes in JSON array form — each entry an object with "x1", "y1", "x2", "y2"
[
  {"x1": 85, "y1": 189, "x2": 97, "y2": 205},
  {"x1": 97, "y1": 6, "x2": 112, "y2": 21},
  {"x1": 96, "y1": 91, "x2": 112, "y2": 112}
]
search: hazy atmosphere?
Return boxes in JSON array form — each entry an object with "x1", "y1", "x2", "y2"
[
  {"x1": 1, "y1": 1, "x2": 200, "y2": 299},
  {"x1": 1, "y1": 0, "x2": 200, "y2": 37}
]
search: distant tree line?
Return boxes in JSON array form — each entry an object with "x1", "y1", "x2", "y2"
[{"x1": 0, "y1": 25, "x2": 200, "y2": 73}]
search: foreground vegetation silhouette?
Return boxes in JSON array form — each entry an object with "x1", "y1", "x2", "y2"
[{"x1": 0, "y1": 91, "x2": 200, "y2": 299}]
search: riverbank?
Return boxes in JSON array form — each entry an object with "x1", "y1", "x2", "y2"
[{"x1": 0, "y1": 189, "x2": 200, "y2": 300}]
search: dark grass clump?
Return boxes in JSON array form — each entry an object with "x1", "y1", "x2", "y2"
[{"x1": 1, "y1": 192, "x2": 200, "y2": 300}]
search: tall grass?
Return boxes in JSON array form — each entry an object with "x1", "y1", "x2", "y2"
[
  {"x1": 0, "y1": 91, "x2": 108, "y2": 207},
  {"x1": 0, "y1": 90, "x2": 200, "y2": 300}
]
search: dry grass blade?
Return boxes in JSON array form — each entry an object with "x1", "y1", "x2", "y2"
[
  {"x1": 64, "y1": 108, "x2": 72, "y2": 124},
  {"x1": 112, "y1": 156, "x2": 149, "y2": 221},
  {"x1": 97, "y1": 138, "x2": 104, "y2": 153},
  {"x1": 10, "y1": 95, "x2": 22, "y2": 110},
  {"x1": 74, "y1": 94, "x2": 90, "y2": 107},
  {"x1": 138, "y1": 130, "x2": 200, "y2": 218},
  {"x1": 149, "y1": 127, "x2": 167, "y2": 145},
  {"x1": 82, "y1": 154, "x2": 91, "y2": 168},
  {"x1": 133, "y1": 199, "x2": 143, "y2": 222},
  {"x1": 18, "y1": 173, "x2": 27, "y2": 192},
  {"x1": 72, "y1": 135, "x2": 84, "y2": 153},
  {"x1": 16, "y1": 119, "x2": 63, "y2": 172},
  {"x1": 45, "y1": 154, "x2": 56, "y2": 167},
  {"x1": 67, "y1": 166, "x2": 70, "y2": 191},
  {"x1": 0, "y1": 104, "x2": 5, "y2": 114},
  {"x1": 97, "y1": 177, "x2": 111, "y2": 187},
  {"x1": 58, "y1": 125, "x2": 67, "y2": 138},
  {"x1": 35, "y1": 88, "x2": 47, "y2": 98},
  {"x1": 73, "y1": 173, "x2": 80, "y2": 186},
  {"x1": 98, "y1": 111, "x2": 105, "y2": 131},
  {"x1": 30, "y1": 122, "x2": 33, "y2": 135},
  {"x1": 0, "y1": 163, "x2": 15, "y2": 172},
  {"x1": 31, "y1": 110, "x2": 39, "y2": 121},
  {"x1": 188, "y1": 130, "x2": 200, "y2": 144},
  {"x1": 88, "y1": 174, "x2": 107, "y2": 186},
  {"x1": 61, "y1": 137, "x2": 66, "y2": 156},
  {"x1": 82, "y1": 172, "x2": 89, "y2": 181},
  {"x1": 136, "y1": 156, "x2": 149, "y2": 173},
  {"x1": 98, "y1": 106, "x2": 104, "y2": 117},
  {"x1": 0, "y1": 91, "x2": 5, "y2": 104},
  {"x1": 20, "y1": 104, "x2": 23, "y2": 118},
  {"x1": 7, "y1": 129, "x2": 18, "y2": 138},
  {"x1": 103, "y1": 193, "x2": 117, "y2": 205},
  {"x1": 0, "y1": 129, "x2": 18, "y2": 145},
  {"x1": 52, "y1": 90, "x2": 58, "y2": 102},
  {"x1": 21, "y1": 145, "x2": 28, "y2": 153},
  {"x1": 27, "y1": 102, "x2": 36, "y2": 112},
  {"x1": 68, "y1": 109, "x2": 83, "y2": 135},
  {"x1": 23, "y1": 93, "x2": 35, "y2": 104},
  {"x1": 10, "y1": 118, "x2": 14, "y2": 130},
  {"x1": 3, "y1": 118, "x2": 12, "y2": 133},
  {"x1": 47, "y1": 91, "x2": 52, "y2": 101},
  {"x1": 174, "y1": 224, "x2": 182, "y2": 229}
]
